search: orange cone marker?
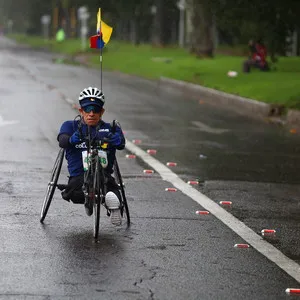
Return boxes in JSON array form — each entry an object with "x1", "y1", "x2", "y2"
[
  {"x1": 188, "y1": 181, "x2": 199, "y2": 185},
  {"x1": 196, "y1": 211, "x2": 210, "y2": 215},
  {"x1": 219, "y1": 201, "x2": 232, "y2": 206},
  {"x1": 147, "y1": 149, "x2": 157, "y2": 155},
  {"x1": 165, "y1": 188, "x2": 177, "y2": 192},
  {"x1": 132, "y1": 139, "x2": 142, "y2": 144},
  {"x1": 286, "y1": 288, "x2": 300, "y2": 295},
  {"x1": 261, "y1": 229, "x2": 276, "y2": 236},
  {"x1": 166, "y1": 162, "x2": 177, "y2": 167},
  {"x1": 234, "y1": 244, "x2": 250, "y2": 248}
]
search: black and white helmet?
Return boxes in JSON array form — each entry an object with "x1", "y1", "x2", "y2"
[{"x1": 78, "y1": 87, "x2": 105, "y2": 107}]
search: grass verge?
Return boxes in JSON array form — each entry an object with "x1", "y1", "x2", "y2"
[{"x1": 8, "y1": 34, "x2": 300, "y2": 109}]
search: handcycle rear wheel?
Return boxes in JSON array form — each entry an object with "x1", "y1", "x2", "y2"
[
  {"x1": 114, "y1": 160, "x2": 130, "y2": 226},
  {"x1": 40, "y1": 148, "x2": 64, "y2": 223}
]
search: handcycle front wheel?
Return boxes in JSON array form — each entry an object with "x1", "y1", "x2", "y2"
[
  {"x1": 40, "y1": 148, "x2": 65, "y2": 223},
  {"x1": 86, "y1": 158, "x2": 105, "y2": 240}
]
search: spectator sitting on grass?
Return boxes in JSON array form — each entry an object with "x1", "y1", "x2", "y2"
[{"x1": 243, "y1": 39, "x2": 270, "y2": 73}]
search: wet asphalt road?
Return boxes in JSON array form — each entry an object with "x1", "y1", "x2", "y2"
[{"x1": 1, "y1": 36, "x2": 300, "y2": 299}]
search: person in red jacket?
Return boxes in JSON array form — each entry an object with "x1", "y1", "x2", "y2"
[{"x1": 243, "y1": 39, "x2": 270, "y2": 73}]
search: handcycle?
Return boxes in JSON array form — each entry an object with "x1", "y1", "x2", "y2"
[{"x1": 39, "y1": 119, "x2": 130, "y2": 239}]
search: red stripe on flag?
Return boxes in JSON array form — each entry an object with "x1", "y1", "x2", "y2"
[{"x1": 90, "y1": 34, "x2": 105, "y2": 49}]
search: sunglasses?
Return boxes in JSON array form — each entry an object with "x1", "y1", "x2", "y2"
[{"x1": 82, "y1": 105, "x2": 102, "y2": 113}]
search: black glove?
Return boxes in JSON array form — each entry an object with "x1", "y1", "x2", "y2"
[{"x1": 107, "y1": 132, "x2": 122, "y2": 147}]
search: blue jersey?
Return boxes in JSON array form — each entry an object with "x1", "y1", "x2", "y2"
[{"x1": 58, "y1": 120, "x2": 124, "y2": 177}]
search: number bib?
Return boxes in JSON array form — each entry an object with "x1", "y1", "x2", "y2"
[
  {"x1": 98, "y1": 150, "x2": 108, "y2": 168},
  {"x1": 81, "y1": 150, "x2": 89, "y2": 171}
]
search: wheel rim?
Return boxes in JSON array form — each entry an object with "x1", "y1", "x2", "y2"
[{"x1": 40, "y1": 149, "x2": 64, "y2": 222}]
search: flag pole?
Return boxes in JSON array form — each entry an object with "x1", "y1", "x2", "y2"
[
  {"x1": 99, "y1": 8, "x2": 103, "y2": 91},
  {"x1": 100, "y1": 42, "x2": 103, "y2": 91}
]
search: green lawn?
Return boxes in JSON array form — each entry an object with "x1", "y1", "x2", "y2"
[{"x1": 8, "y1": 34, "x2": 300, "y2": 109}]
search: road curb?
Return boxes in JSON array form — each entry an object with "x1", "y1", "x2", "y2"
[
  {"x1": 8, "y1": 37, "x2": 300, "y2": 127},
  {"x1": 286, "y1": 109, "x2": 300, "y2": 127},
  {"x1": 74, "y1": 55, "x2": 298, "y2": 127},
  {"x1": 159, "y1": 77, "x2": 275, "y2": 119}
]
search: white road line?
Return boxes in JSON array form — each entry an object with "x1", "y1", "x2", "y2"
[
  {"x1": 126, "y1": 140, "x2": 300, "y2": 283},
  {"x1": 0, "y1": 115, "x2": 19, "y2": 127},
  {"x1": 192, "y1": 121, "x2": 229, "y2": 134},
  {"x1": 67, "y1": 95, "x2": 299, "y2": 281},
  {"x1": 65, "y1": 98, "x2": 74, "y2": 104}
]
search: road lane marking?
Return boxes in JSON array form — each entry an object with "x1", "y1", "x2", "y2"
[
  {"x1": 126, "y1": 140, "x2": 300, "y2": 283},
  {"x1": 192, "y1": 121, "x2": 229, "y2": 134},
  {"x1": 0, "y1": 115, "x2": 19, "y2": 127},
  {"x1": 17, "y1": 71, "x2": 298, "y2": 282},
  {"x1": 65, "y1": 98, "x2": 74, "y2": 104}
]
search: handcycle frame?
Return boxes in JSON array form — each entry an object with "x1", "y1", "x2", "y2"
[
  {"x1": 82, "y1": 125, "x2": 130, "y2": 238},
  {"x1": 39, "y1": 120, "x2": 130, "y2": 239}
]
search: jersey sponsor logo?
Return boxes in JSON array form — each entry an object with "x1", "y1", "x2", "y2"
[
  {"x1": 99, "y1": 129, "x2": 109, "y2": 132},
  {"x1": 75, "y1": 142, "x2": 87, "y2": 149}
]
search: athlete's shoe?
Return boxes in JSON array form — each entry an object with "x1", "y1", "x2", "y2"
[{"x1": 105, "y1": 192, "x2": 122, "y2": 226}]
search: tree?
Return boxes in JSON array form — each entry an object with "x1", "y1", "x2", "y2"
[
  {"x1": 211, "y1": 0, "x2": 300, "y2": 57},
  {"x1": 187, "y1": 0, "x2": 214, "y2": 57}
]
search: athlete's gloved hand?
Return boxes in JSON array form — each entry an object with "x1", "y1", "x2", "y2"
[
  {"x1": 69, "y1": 131, "x2": 82, "y2": 145},
  {"x1": 95, "y1": 130, "x2": 110, "y2": 141},
  {"x1": 107, "y1": 132, "x2": 122, "y2": 147}
]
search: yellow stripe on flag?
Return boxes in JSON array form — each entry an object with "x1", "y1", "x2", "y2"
[
  {"x1": 101, "y1": 21, "x2": 113, "y2": 44},
  {"x1": 96, "y1": 8, "x2": 113, "y2": 45},
  {"x1": 96, "y1": 8, "x2": 101, "y2": 33}
]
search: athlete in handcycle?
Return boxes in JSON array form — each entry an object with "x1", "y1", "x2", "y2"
[{"x1": 40, "y1": 87, "x2": 130, "y2": 234}]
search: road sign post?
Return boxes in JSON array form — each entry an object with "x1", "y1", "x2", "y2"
[
  {"x1": 41, "y1": 15, "x2": 51, "y2": 41},
  {"x1": 78, "y1": 6, "x2": 90, "y2": 51},
  {"x1": 7, "y1": 20, "x2": 13, "y2": 35},
  {"x1": 177, "y1": 0, "x2": 186, "y2": 47}
]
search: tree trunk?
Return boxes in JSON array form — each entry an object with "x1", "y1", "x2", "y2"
[
  {"x1": 115, "y1": 20, "x2": 123, "y2": 40},
  {"x1": 171, "y1": 20, "x2": 177, "y2": 44},
  {"x1": 188, "y1": 0, "x2": 214, "y2": 57},
  {"x1": 152, "y1": 0, "x2": 163, "y2": 46},
  {"x1": 130, "y1": 17, "x2": 141, "y2": 45},
  {"x1": 121, "y1": 20, "x2": 130, "y2": 41}
]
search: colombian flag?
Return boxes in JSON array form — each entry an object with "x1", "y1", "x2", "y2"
[{"x1": 90, "y1": 8, "x2": 113, "y2": 49}]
